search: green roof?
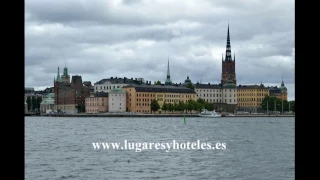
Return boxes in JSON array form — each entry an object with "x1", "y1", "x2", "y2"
[
  {"x1": 110, "y1": 88, "x2": 126, "y2": 93},
  {"x1": 222, "y1": 79, "x2": 236, "y2": 89},
  {"x1": 40, "y1": 97, "x2": 55, "y2": 105},
  {"x1": 46, "y1": 93, "x2": 55, "y2": 98}
]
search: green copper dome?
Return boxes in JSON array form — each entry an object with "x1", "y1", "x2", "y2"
[
  {"x1": 185, "y1": 76, "x2": 191, "y2": 83},
  {"x1": 279, "y1": 79, "x2": 287, "y2": 90},
  {"x1": 223, "y1": 79, "x2": 236, "y2": 89}
]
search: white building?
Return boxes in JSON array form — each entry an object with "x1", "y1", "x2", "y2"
[
  {"x1": 108, "y1": 88, "x2": 126, "y2": 112},
  {"x1": 40, "y1": 93, "x2": 55, "y2": 113},
  {"x1": 194, "y1": 80, "x2": 237, "y2": 105},
  {"x1": 221, "y1": 79, "x2": 237, "y2": 104},
  {"x1": 194, "y1": 84, "x2": 223, "y2": 103},
  {"x1": 94, "y1": 77, "x2": 147, "y2": 93}
]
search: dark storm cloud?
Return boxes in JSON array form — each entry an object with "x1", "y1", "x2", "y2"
[{"x1": 25, "y1": 0, "x2": 295, "y2": 100}]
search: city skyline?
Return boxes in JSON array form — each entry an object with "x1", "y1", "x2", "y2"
[{"x1": 25, "y1": 0, "x2": 295, "y2": 100}]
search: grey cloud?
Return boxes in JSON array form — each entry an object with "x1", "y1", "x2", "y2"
[{"x1": 25, "y1": 0, "x2": 295, "y2": 100}]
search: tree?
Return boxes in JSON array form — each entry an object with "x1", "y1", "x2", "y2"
[
  {"x1": 150, "y1": 99, "x2": 160, "y2": 114},
  {"x1": 26, "y1": 96, "x2": 32, "y2": 111},
  {"x1": 178, "y1": 100, "x2": 186, "y2": 113},
  {"x1": 162, "y1": 102, "x2": 168, "y2": 113},
  {"x1": 36, "y1": 97, "x2": 42, "y2": 112},
  {"x1": 168, "y1": 103, "x2": 174, "y2": 113},
  {"x1": 31, "y1": 96, "x2": 37, "y2": 111},
  {"x1": 194, "y1": 101, "x2": 203, "y2": 112},
  {"x1": 187, "y1": 99, "x2": 195, "y2": 113},
  {"x1": 155, "y1": 80, "x2": 161, "y2": 85},
  {"x1": 173, "y1": 102, "x2": 179, "y2": 112}
]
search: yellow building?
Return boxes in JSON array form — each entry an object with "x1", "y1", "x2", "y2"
[
  {"x1": 123, "y1": 84, "x2": 196, "y2": 113},
  {"x1": 237, "y1": 84, "x2": 269, "y2": 113}
]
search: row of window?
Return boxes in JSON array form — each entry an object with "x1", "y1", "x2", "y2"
[
  {"x1": 237, "y1": 98, "x2": 262, "y2": 102},
  {"x1": 238, "y1": 89, "x2": 268, "y2": 92},
  {"x1": 238, "y1": 93, "x2": 268, "y2": 96},
  {"x1": 137, "y1": 109, "x2": 150, "y2": 112},
  {"x1": 238, "y1": 103, "x2": 259, "y2": 106},
  {"x1": 197, "y1": 89, "x2": 222, "y2": 92},
  {"x1": 136, "y1": 103, "x2": 150, "y2": 106},
  {"x1": 197, "y1": 94, "x2": 223, "y2": 97},
  {"x1": 96, "y1": 85, "x2": 123, "y2": 90},
  {"x1": 137, "y1": 94, "x2": 155, "y2": 97},
  {"x1": 86, "y1": 103, "x2": 105, "y2": 106}
]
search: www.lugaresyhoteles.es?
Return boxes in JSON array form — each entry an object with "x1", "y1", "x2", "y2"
[{"x1": 92, "y1": 140, "x2": 227, "y2": 152}]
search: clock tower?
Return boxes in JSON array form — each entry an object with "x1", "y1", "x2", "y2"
[{"x1": 221, "y1": 24, "x2": 236, "y2": 85}]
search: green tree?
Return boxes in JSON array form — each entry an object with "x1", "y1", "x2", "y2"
[
  {"x1": 26, "y1": 96, "x2": 32, "y2": 111},
  {"x1": 36, "y1": 97, "x2": 42, "y2": 112},
  {"x1": 194, "y1": 101, "x2": 203, "y2": 112},
  {"x1": 178, "y1": 100, "x2": 186, "y2": 113},
  {"x1": 168, "y1": 103, "x2": 174, "y2": 113},
  {"x1": 31, "y1": 96, "x2": 37, "y2": 111},
  {"x1": 187, "y1": 99, "x2": 195, "y2": 113},
  {"x1": 173, "y1": 102, "x2": 178, "y2": 112},
  {"x1": 155, "y1": 80, "x2": 161, "y2": 85},
  {"x1": 162, "y1": 102, "x2": 168, "y2": 113},
  {"x1": 150, "y1": 99, "x2": 160, "y2": 114},
  {"x1": 197, "y1": 98, "x2": 206, "y2": 104}
]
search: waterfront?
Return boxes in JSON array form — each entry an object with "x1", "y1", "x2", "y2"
[{"x1": 25, "y1": 116, "x2": 294, "y2": 179}]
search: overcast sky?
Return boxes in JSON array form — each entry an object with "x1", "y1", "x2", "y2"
[{"x1": 25, "y1": 0, "x2": 294, "y2": 100}]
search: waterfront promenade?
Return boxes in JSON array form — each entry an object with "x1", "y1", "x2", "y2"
[{"x1": 26, "y1": 112, "x2": 295, "y2": 118}]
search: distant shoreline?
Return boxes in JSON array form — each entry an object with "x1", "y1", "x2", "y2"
[{"x1": 25, "y1": 113, "x2": 295, "y2": 118}]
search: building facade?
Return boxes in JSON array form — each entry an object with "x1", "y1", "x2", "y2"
[
  {"x1": 85, "y1": 92, "x2": 108, "y2": 114},
  {"x1": 40, "y1": 93, "x2": 55, "y2": 113},
  {"x1": 94, "y1": 77, "x2": 146, "y2": 93},
  {"x1": 237, "y1": 83, "x2": 270, "y2": 112},
  {"x1": 108, "y1": 88, "x2": 126, "y2": 112},
  {"x1": 269, "y1": 79, "x2": 288, "y2": 101},
  {"x1": 122, "y1": 84, "x2": 196, "y2": 113},
  {"x1": 54, "y1": 67, "x2": 90, "y2": 114}
]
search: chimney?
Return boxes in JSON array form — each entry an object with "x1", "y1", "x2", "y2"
[
  {"x1": 135, "y1": 78, "x2": 137, "y2": 81},
  {"x1": 111, "y1": 77, "x2": 113, "y2": 79},
  {"x1": 131, "y1": 77, "x2": 133, "y2": 80}
]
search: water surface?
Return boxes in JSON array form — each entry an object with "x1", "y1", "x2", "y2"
[{"x1": 25, "y1": 117, "x2": 294, "y2": 179}]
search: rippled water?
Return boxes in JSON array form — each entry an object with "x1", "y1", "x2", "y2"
[{"x1": 25, "y1": 116, "x2": 294, "y2": 179}]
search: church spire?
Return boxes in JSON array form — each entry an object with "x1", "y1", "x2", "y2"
[
  {"x1": 165, "y1": 55, "x2": 172, "y2": 85},
  {"x1": 167, "y1": 55, "x2": 170, "y2": 77},
  {"x1": 225, "y1": 23, "x2": 232, "y2": 61},
  {"x1": 56, "y1": 67, "x2": 62, "y2": 82}
]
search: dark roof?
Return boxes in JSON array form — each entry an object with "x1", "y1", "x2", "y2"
[
  {"x1": 195, "y1": 83, "x2": 222, "y2": 89},
  {"x1": 94, "y1": 92, "x2": 108, "y2": 97},
  {"x1": 237, "y1": 84, "x2": 269, "y2": 89},
  {"x1": 83, "y1": 81, "x2": 92, "y2": 86},
  {"x1": 123, "y1": 84, "x2": 196, "y2": 93},
  {"x1": 94, "y1": 77, "x2": 143, "y2": 85}
]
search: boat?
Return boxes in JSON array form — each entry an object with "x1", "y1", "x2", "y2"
[{"x1": 198, "y1": 109, "x2": 221, "y2": 118}]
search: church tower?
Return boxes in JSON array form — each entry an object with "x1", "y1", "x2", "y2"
[
  {"x1": 61, "y1": 66, "x2": 70, "y2": 83},
  {"x1": 165, "y1": 56, "x2": 172, "y2": 85},
  {"x1": 221, "y1": 24, "x2": 236, "y2": 85}
]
